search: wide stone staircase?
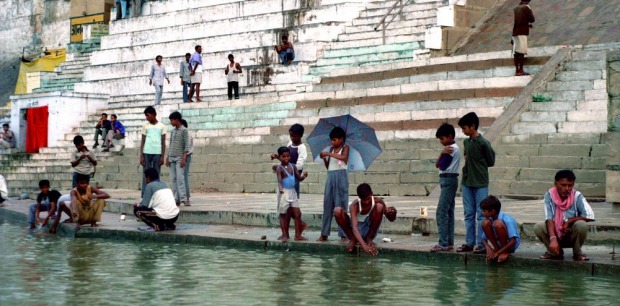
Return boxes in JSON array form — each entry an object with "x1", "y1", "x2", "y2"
[
  {"x1": 80, "y1": 49, "x2": 553, "y2": 196},
  {"x1": 491, "y1": 47, "x2": 610, "y2": 198}
]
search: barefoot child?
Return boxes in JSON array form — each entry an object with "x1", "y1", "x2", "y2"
[
  {"x1": 275, "y1": 147, "x2": 308, "y2": 241},
  {"x1": 480, "y1": 196, "x2": 520, "y2": 263},
  {"x1": 270, "y1": 124, "x2": 308, "y2": 238},
  {"x1": 317, "y1": 126, "x2": 349, "y2": 242},
  {"x1": 49, "y1": 194, "x2": 74, "y2": 234},
  {"x1": 334, "y1": 183, "x2": 397, "y2": 255},
  {"x1": 70, "y1": 174, "x2": 110, "y2": 229},
  {"x1": 27, "y1": 180, "x2": 62, "y2": 229},
  {"x1": 431, "y1": 123, "x2": 461, "y2": 252}
]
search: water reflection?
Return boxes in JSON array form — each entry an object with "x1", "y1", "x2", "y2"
[{"x1": 1, "y1": 220, "x2": 620, "y2": 305}]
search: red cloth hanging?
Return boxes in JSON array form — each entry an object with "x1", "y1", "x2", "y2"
[{"x1": 25, "y1": 106, "x2": 48, "y2": 153}]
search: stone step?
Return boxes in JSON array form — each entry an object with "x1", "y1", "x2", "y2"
[
  {"x1": 110, "y1": 0, "x2": 361, "y2": 35},
  {"x1": 314, "y1": 66, "x2": 542, "y2": 92},
  {"x1": 314, "y1": 49, "x2": 415, "y2": 68},
  {"x1": 555, "y1": 70, "x2": 604, "y2": 82},
  {"x1": 320, "y1": 56, "x2": 550, "y2": 84},
  {"x1": 501, "y1": 133, "x2": 604, "y2": 145},
  {"x1": 322, "y1": 41, "x2": 419, "y2": 58},
  {"x1": 102, "y1": 4, "x2": 359, "y2": 51},
  {"x1": 337, "y1": 24, "x2": 429, "y2": 42},
  {"x1": 325, "y1": 33, "x2": 425, "y2": 50},
  {"x1": 361, "y1": 0, "x2": 443, "y2": 17},
  {"x1": 343, "y1": 16, "x2": 437, "y2": 34},
  {"x1": 351, "y1": 7, "x2": 437, "y2": 26},
  {"x1": 490, "y1": 179, "x2": 604, "y2": 198}
]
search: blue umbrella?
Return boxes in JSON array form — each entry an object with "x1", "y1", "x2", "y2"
[{"x1": 306, "y1": 114, "x2": 382, "y2": 172}]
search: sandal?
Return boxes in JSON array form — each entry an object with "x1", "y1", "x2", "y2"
[
  {"x1": 540, "y1": 253, "x2": 564, "y2": 260},
  {"x1": 430, "y1": 245, "x2": 453, "y2": 252},
  {"x1": 456, "y1": 244, "x2": 473, "y2": 253},
  {"x1": 573, "y1": 254, "x2": 590, "y2": 261},
  {"x1": 473, "y1": 246, "x2": 486, "y2": 254}
]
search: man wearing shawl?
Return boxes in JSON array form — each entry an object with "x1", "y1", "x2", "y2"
[{"x1": 534, "y1": 170, "x2": 595, "y2": 261}]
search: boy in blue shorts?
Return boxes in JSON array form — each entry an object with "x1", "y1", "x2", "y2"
[
  {"x1": 275, "y1": 146, "x2": 308, "y2": 242},
  {"x1": 480, "y1": 196, "x2": 520, "y2": 263}
]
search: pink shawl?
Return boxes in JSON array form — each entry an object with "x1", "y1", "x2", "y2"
[{"x1": 549, "y1": 187, "x2": 575, "y2": 239}]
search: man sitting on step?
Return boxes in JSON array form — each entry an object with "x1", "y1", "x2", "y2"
[
  {"x1": 93, "y1": 113, "x2": 111, "y2": 149},
  {"x1": 103, "y1": 114, "x2": 126, "y2": 152}
]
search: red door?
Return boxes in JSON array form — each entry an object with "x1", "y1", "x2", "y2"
[{"x1": 25, "y1": 106, "x2": 48, "y2": 153}]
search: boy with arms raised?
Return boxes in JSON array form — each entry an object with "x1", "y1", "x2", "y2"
[
  {"x1": 480, "y1": 196, "x2": 520, "y2": 263},
  {"x1": 275, "y1": 146, "x2": 308, "y2": 242},
  {"x1": 457, "y1": 112, "x2": 495, "y2": 254},
  {"x1": 334, "y1": 183, "x2": 397, "y2": 255}
]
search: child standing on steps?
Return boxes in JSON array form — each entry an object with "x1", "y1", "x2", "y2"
[
  {"x1": 270, "y1": 124, "x2": 309, "y2": 239},
  {"x1": 275, "y1": 146, "x2": 308, "y2": 242},
  {"x1": 431, "y1": 123, "x2": 461, "y2": 253},
  {"x1": 71, "y1": 135, "x2": 97, "y2": 188},
  {"x1": 317, "y1": 126, "x2": 349, "y2": 242},
  {"x1": 457, "y1": 112, "x2": 496, "y2": 254}
]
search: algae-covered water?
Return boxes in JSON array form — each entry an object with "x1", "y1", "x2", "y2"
[{"x1": 0, "y1": 219, "x2": 618, "y2": 305}]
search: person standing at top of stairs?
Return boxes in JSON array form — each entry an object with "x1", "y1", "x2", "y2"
[
  {"x1": 180, "y1": 53, "x2": 192, "y2": 103},
  {"x1": 149, "y1": 55, "x2": 170, "y2": 105},
  {"x1": 188, "y1": 45, "x2": 204, "y2": 102},
  {"x1": 512, "y1": 0, "x2": 535, "y2": 76},
  {"x1": 225, "y1": 54, "x2": 242, "y2": 100}
]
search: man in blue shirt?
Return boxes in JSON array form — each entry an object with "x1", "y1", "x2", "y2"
[
  {"x1": 188, "y1": 45, "x2": 204, "y2": 102},
  {"x1": 103, "y1": 114, "x2": 126, "y2": 152},
  {"x1": 480, "y1": 196, "x2": 520, "y2": 263}
]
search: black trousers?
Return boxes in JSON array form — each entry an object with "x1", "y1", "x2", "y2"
[
  {"x1": 227, "y1": 81, "x2": 239, "y2": 99},
  {"x1": 134, "y1": 206, "x2": 178, "y2": 231}
]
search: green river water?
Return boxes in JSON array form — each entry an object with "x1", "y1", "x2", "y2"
[{"x1": 0, "y1": 219, "x2": 618, "y2": 305}]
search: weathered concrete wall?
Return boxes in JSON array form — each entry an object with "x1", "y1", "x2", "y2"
[
  {"x1": 607, "y1": 50, "x2": 620, "y2": 203},
  {"x1": 0, "y1": 0, "x2": 71, "y2": 63},
  {"x1": 0, "y1": 0, "x2": 70, "y2": 106},
  {"x1": 455, "y1": 0, "x2": 620, "y2": 55}
]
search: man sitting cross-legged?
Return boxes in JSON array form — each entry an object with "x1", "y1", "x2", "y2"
[{"x1": 334, "y1": 183, "x2": 397, "y2": 256}]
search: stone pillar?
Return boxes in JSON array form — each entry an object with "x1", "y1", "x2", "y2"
[{"x1": 606, "y1": 51, "x2": 620, "y2": 205}]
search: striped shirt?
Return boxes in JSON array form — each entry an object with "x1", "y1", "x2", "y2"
[
  {"x1": 168, "y1": 126, "x2": 189, "y2": 157},
  {"x1": 543, "y1": 190, "x2": 595, "y2": 221}
]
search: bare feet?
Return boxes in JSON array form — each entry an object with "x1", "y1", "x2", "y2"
[
  {"x1": 301, "y1": 222, "x2": 308, "y2": 236},
  {"x1": 317, "y1": 235, "x2": 328, "y2": 242},
  {"x1": 196, "y1": 98, "x2": 203, "y2": 102},
  {"x1": 281, "y1": 236, "x2": 290, "y2": 243},
  {"x1": 90, "y1": 223, "x2": 99, "y2": 227},
  {"x1": 346, "y1": 240, "x2": 356, "y2": 253},
  {"x1": 340, "y1": 237, "x2": 349, "y2": 243},
  {"x1": 365, "y1": 240, "x2": 376, "y2": 248},
  {"x1": 497, "y1": 253, "x2": 510, "y2": 263},
  {"x1": 294, "y1": 236, "x2": 308, "y2": 241},
  {"x1": 277, "y1": 235, "x2": 284, "y2": 241}
]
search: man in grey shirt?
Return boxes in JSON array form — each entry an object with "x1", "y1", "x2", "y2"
[
  {"x1": 179, "y1": 53, "x2": 192, "y2": 102},
  {"x1": 0, "y1": 123, "x2": 15, "y2": 149},
  {"x1": 149, "y1": 55, "x2": 170, "y2": 105}
]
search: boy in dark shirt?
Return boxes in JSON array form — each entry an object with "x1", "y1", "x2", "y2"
[
  {"x1": 456, "y1": 112, "x2": 495, "y2": 254},
  {"x1": 27, "y1": 180, "x2": 62, "y2": 229},
  {"x1": 512, "y1": 0, "x2": 535, "y2": 76}
]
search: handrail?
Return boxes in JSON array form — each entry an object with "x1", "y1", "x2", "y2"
[{"x1": 374, "y1": 0, "x2": 409, "y2": 44}]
